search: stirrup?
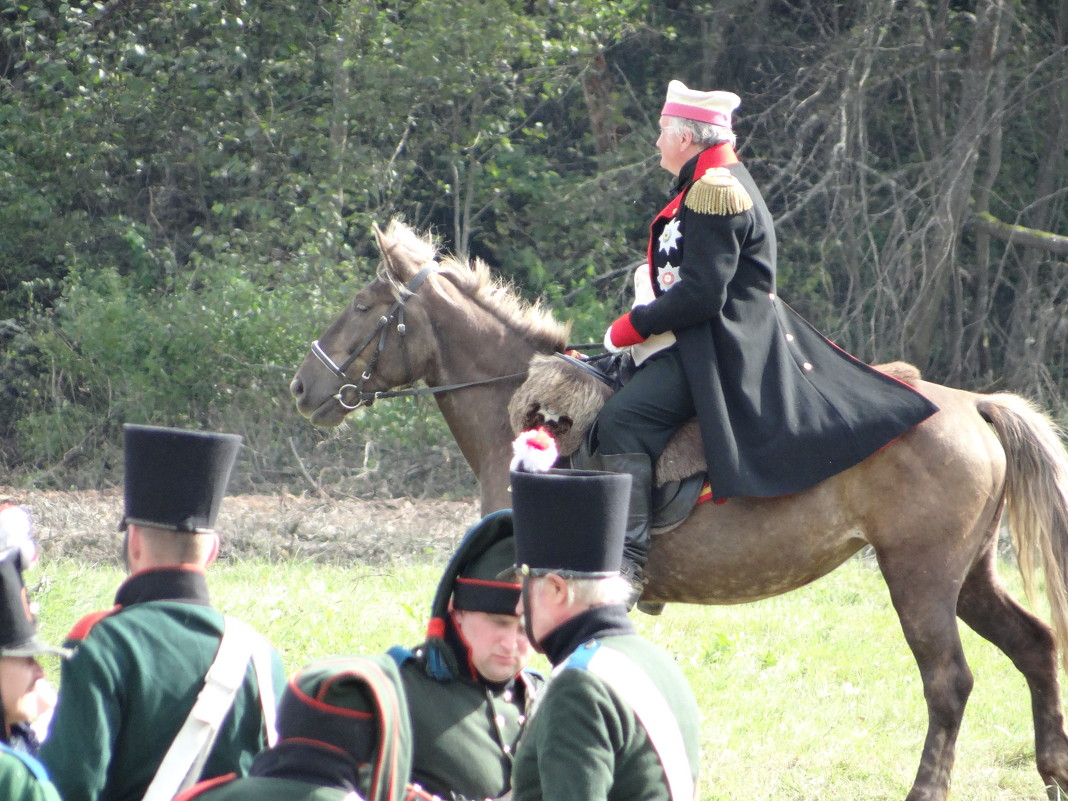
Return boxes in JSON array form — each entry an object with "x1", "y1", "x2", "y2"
[
  {"x1": 620, "y1": 561, "x2": 663, "y2": 615},
  {"x1": 620, "y1": 560, "x2": 647, "y2": 612}
]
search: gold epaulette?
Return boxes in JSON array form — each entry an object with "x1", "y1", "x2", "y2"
[{"x1": 684, "y1": 168, "x2": 753, "y2": 216}]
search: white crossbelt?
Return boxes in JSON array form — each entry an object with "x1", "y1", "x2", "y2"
[
  {"x1": 559, "y1": 641, "x2": 696, "y2": 801},
  {"x1": 142, "y1": 616, "x2": 277, "y2": 801}
]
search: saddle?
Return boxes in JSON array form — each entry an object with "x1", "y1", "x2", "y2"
[{"x1": 507, "y1": 352, "x2": 709, "y2": 532}]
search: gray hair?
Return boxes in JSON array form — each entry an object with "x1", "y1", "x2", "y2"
[
  {"x1": 667, "y1": 116, "x2": 736, "y2": 148},
  {"x1": 566, "y1": 575, "x2": 633, "y2": 607}
]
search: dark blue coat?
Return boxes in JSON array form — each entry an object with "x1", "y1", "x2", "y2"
[{"x1": 629, "y1": 144, "x2": 938, "y2": 500}]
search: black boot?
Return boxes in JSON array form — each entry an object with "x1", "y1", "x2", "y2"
[{"x1": 593, "y1": 452, "x2": 653, "y2": 612}]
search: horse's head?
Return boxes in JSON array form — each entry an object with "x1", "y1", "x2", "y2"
[{"x1": 289, "y1": 222, "x2": 438, "y2": 426}]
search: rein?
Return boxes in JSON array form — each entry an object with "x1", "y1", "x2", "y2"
[{"x1": 309, "y1": 264, "x2": 526, "y2": 410}]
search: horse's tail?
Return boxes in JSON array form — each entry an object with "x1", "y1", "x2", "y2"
[{"x1": 979, "y1": 393, "x2": 1068, "y2": 671}]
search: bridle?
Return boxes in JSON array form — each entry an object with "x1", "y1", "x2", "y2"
[{"x1": 309, "y1": 263, "x2": 527, "y2": 410}]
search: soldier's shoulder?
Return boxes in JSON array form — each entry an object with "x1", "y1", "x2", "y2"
[
  {"x1": 65, "y1": 606, "x2": 122, "y2": 642},
  {"x1": 0, "y1": 742, "x2": 55, "y2": 788},
  {"x1": 685, "y1": 167, "x2": 753, "y2": 216}
]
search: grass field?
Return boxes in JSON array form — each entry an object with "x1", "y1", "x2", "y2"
[{"x1": 30, "y1": 555, "x2": 1054, "y2": 800}]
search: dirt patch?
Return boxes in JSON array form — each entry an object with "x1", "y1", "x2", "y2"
[{"x1": 1, "y1": 486, "x2": 480, "y2": 566}]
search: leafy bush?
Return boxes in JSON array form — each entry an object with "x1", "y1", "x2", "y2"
[{"x1": 3, "y1": 246, "x2": 474, "y2": 496}]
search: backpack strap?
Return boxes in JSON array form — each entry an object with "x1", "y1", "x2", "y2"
[
  {"x1": 0, "y1": 741, "x2": 52, "y2": 783},
  {"x1": 249, "y1": 633, "x2": 278, "y2": 748},
  {"x1": 562, "y1": 640, "x2": 695, "y2": 801},
  {"x1": 171, "y1": 772, "x2": 238, "y2": 801},
  {"x1": 142, "y1": 617, "x2": 270, "y2": 801},
  {"x1": 387, "y1": 644, "x2": 415, "y2": 666}
]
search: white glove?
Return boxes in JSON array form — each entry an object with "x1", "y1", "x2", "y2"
[{"x1": 603, "y1": 326, "x2": 625, "y2": 353}]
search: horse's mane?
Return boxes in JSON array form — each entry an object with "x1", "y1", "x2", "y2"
[{"x1": 376, "y1": 219, "x2": 570, "y2": 350}]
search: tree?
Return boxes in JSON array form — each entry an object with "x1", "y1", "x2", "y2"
[
  {"x1": 1, "y1": 0, "x2": 1064, "y2": 489},
  {"x1": 709, "y1": 0, "x2": 1067, "y2": 408}
]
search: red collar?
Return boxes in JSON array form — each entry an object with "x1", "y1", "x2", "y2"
[
  {"x1": 694, "y1": 142, "x2": 739, "y2": 173},
  {"x1": 646, "y1": 143, "x2": 742, "y2": 270},
  {"x1": 654, "y1": 143, "x2": 740, "y2": 223}
]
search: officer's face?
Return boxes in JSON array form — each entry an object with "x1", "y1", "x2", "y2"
[
  {"x1": 657, "y1": 116, "x2": 692, "y2": 176},
  {"x1": 452, "y1": 609, "x2": 532, "y2": 683}
]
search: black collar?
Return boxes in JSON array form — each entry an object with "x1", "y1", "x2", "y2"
[
  {"x1": 114, "y1": 567, "x2": 212, "y2": 607},
  {"x1": 540, "y1": 604, "x2": 635, "y2": 666},
  {"x1": 250, "y1": 741, "x2": 361, "y2": 790}
]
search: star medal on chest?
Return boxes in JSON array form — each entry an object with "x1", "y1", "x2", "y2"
[
  {"x1": 657, "y1": 262, "x2": 682, "y2": 292},
  {"x1": 658, "y1": 217, "x2": 682, "y2": 255}
]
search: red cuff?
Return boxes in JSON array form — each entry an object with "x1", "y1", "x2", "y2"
[{"x1": 608, "y1": 313, "x2": 646, "y2": 348}]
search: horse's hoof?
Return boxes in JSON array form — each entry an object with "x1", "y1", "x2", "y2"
[{"x1": 636, "y1": 601, "x2": 665, "y2": 616}]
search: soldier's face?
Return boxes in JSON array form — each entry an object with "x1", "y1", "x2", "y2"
[
  {"x1": 515, "y1": 574, "x2": 568, "y2": 651},
  {"x1": 452, "y1": 609, "x2": 532, "y2": 683},
  {"x1": 0, "y1": 655, "x2": 45, "y2": 728}
]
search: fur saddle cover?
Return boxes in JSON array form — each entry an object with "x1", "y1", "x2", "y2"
[
  {"x1": 508, "y1": 352, "x2": 925, "y2": 488},
  {"x1": 508, "y1": 352, "x2": 705, "y2": 487}
]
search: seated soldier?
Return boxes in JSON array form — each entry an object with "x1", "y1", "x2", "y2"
[
  {"x1": 505, "y1": 442, "x2": 702, "y2": 801},
  {"x1": 0, "y1": 502, "x2": 68, "y2": 757},
  {"x1": 173, "y1": 655, "x2": 414, "y2": 801},
  {"x1": 39, "y1": 425, "x2": 286, "y2": 801},
  {"x1": 0, "y1": 503, "x2": 68, "y2": 801},
  {"x1": 389, "y1": 511, "x2": 542, "y2": 800}
]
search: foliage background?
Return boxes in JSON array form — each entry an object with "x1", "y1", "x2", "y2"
[{"x1": 2, "y1": 0, "x2": 1066, "y2": 495}]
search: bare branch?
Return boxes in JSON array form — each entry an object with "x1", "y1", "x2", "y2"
[{"x1": 968, "y1": 212, "x2": 1068, "y2": 257}]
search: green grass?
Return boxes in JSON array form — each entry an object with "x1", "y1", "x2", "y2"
[{"x1": 31, "y1": 557, "x2": 1053, "y2": 800}]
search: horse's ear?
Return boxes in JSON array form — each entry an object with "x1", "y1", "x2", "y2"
[{"x1": 372, "y1": 221, "x2": 401, "y2": 280}]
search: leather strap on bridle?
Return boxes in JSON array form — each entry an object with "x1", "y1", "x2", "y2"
[{"x1": 308, "y1": 262, "x2": 527, "y2": 409}]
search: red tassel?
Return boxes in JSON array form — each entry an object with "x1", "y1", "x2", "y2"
[{"x1": 426, "y1": 617, "x2": 446, "y2": 639}]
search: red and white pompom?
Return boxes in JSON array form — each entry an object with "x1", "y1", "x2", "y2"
[
  {"x1": 0, "y1": 504, "x2": 38, "y2": 570},
  {"x1": 510, "y1": 427, "x2": 558, "y2": 473}
]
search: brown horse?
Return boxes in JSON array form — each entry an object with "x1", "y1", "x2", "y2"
[{"x1": 290, "y1": 219, "x2": 1068, "y2": 801}]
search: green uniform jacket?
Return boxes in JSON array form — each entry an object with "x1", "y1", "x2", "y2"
[
  {"x1": 512, "y1": 606, "x2": 700, "y2": 801},
  {"x1": 38, "y1": 567, "x2": 286, "y2": 801},
  {"x1": 394, "y1": 639, "x2": 542, "y2": 800},
  {"x1": 177, "y1": 775, "x2": 359, "y2": 801},
  {"x1": 0, "y1": 745, "x2": 62, "y2": 801}
]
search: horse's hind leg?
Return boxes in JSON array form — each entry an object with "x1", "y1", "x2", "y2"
[
  {"x1": 878, "y1": 548, "x2": 974, "y2": 801},
  {"x1": 957, "y1": 546, "x2": 1068, "y2": 798}
]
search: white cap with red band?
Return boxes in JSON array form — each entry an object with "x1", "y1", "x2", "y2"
[{"x1": 661, "y1": 80, "x2": 741, "y2": 128}]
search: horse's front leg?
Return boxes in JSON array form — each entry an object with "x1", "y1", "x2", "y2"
[{"x1": 878, "y1": 549, "x2": 973, "y2": 801}]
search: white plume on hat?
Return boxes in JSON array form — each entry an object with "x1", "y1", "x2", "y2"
[
  {"x1": 0, "y1": 505, "x2": 38, "y2": 571},
  {"x1": 510, "y1": 427, "x2": 559, "y2": 473}
]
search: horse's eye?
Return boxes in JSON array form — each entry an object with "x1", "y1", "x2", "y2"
[{"x1": 354, "y1": 303, "x2": 370, "y2": 313}]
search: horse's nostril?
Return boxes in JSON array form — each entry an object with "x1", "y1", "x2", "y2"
[{"x1": 289, "y1": 377, "x2": 303, "y2": 397}]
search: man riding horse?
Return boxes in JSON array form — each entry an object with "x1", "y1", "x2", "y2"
[{"x1": 593, "y1": 80, "x2": 939, "y2": 603}]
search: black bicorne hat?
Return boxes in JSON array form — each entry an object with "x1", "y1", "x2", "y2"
[
  {"x1": 428, "y1": 510, "x2": 519, "y2": 623},
  {"x1": 422, "y1": 510, "x2": 519, "y2": 679},
  {"x1": 120, "y1": 424, "x2": 242, "y2": 533},
  {"x1": 0, "y1": 549, "x2": 71, "y2": 658},
  {"x1": 452, "y1": 530, "x2": 521, "y2": 615},
  {"x1": 507, "y1": 468, "x2": 631, "y2": 579}
]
